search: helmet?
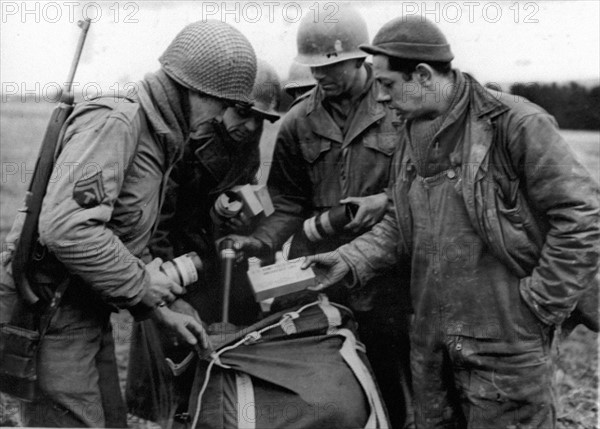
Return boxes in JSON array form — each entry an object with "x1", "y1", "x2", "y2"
[
  {"x1": 360, "y1": 16, "x2": 454, "y2": 62},
  {"x1": 283, "y1": 62, "x2": 316, "y2": 96},
  {"x1": 159, "y1": 20, "x2": 257, "y2": 103},
  {"x1": 249, "y1": 59, "x2": 281, "y2": 123},
  {"x1": 295, "y1": 6, "x2": 368, "y2": 67}
]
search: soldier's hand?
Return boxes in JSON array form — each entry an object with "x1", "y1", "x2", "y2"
[
  {"x1": 342, "y1": 193, "x2": 389, "y2": 233},
  {"x1": 153, "y1": 305, "x2": 209, "y2": 348},
  {"x1": 221, "y1": 212, "x2": 253, "y2": 234},
  {"x1": 301, "y1": 252, "x2": 351, "y2": 291},
  {"x1": 170, "y1": 298, "x2": 202, "y2": 322},
  {"x1": 143, "y1": 258, "x2": 185, "y2": 307},
  {"x1": 219, "y1": 234, "x2": 265, "y2": 262}
]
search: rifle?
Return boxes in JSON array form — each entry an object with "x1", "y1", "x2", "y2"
[{"x1": 12, "y1": 18, "x2": 92, "y2": 306}]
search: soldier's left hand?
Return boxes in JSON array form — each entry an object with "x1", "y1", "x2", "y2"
[
  {"x1": 221, "y1": 211, "x2": 253, "y2": 234},
  {"x1": 342, "y1": 193, "x2": 389, "y2": 233},
  {"x1": 153, "y1": 305, "x2": 210, "y2": 348}
]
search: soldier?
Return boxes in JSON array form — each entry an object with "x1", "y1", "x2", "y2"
[
  {"x1": 226, "y1": 7, "x2": 414, "y2": 428},
  {"x1": 283, "y1": 61, "x2": 316, "y2": 101},
  {"x1": 126, "y1": 62, "x2": 282, "y2": 424},
  {"x1": 303, "y1": 16, "x2": 600, "y2": 428},
  {"x1": 1, "y1": 20, "x2": 257, "y2": 428}
]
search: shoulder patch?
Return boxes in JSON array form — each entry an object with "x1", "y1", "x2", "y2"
[{"x1": 73, "y1": 171, "x2": 105, "y2": 208}]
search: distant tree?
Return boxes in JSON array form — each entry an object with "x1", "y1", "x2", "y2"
[{"x1": 510, "y1": 82, "x2": 600, "y2": 130}]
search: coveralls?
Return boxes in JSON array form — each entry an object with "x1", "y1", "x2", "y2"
[{"x1": 338, "y1": 72, "x2": 599, "y2": 428}]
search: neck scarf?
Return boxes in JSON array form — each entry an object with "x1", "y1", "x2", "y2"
[{"x1": 136, "y1": 70, "x2": 190, "y2": 163}]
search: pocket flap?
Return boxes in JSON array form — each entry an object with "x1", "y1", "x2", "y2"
[
  {"x1": 363, "y1": 133, "x2": 397, "y2": 156},
  {"x1": 299, "y1": 136, "x2": 332, "y2": 164}
]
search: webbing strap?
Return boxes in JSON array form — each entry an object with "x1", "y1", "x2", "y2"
[
  {"x1": 337, "y1": 328, "x2": 389, "y2": 429},
  {"x1": 318, "y1": 294, "x2": 342, "y2": 334},
  {"x1": 235, "y1": 371, "x2": 255, "y2": 429}
]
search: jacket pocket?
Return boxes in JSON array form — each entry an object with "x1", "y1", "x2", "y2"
[
  {"x1": 299, "y1": 136, "x2": 331, "y2": 164},
  {"x1": 363, "y1": 132, "x2": 397, "y2": 156},
  {"x1": 493, "y1": 182, "x2": 541, "y2": 272}
]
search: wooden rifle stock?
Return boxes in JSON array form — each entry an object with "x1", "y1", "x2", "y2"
[{"x1": 12, "y1": 19, "x2": 91, "y2": 306}]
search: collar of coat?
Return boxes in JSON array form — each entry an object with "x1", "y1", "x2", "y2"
[
  {"x1": 296, "y1": 63, "x2": 389, "y2": 148},
  {"x1": 192, "y1": 120, "x2": 260, "y2": 195}
]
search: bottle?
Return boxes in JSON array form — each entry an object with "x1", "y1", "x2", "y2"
[
  {"x1": 287, "y1": 203, "x2": 359, "y2": 259},
  {"x1": 301, "y1": 203, "x2": 359, "y2": 243},
  {"x1": 160, "y1": 252, "x2": 203, "y2": 287}
]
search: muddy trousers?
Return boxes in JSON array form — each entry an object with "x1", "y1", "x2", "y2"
[
  {"x1": 22, "y1": 305, "x2": 127, "y2": 428},
  {"x1": 410, "y1": 331, "x2": 556, "y2": 429}
]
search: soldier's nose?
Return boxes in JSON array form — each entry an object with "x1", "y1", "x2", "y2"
[{"x1": 376, "y1": 92, "x2": 391, "y2": 103}]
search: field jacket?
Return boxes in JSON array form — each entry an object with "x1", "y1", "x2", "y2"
[
  {"x1": 253, "y1": 64, "x2": 400, "y2": 252},
  {"x1": 36, "y1": 90, "x2": 179, "y2": 318},
  {"x1": 340, "y1": 73, "x2": 599, "y2": 328},
  {"x1": 148, "y1": 121, "x2": 261, "y2": 263}
]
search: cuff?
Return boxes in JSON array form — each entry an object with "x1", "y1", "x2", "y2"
[
  {"x1": 126, "y1": 269, "x2": 155, "y2": 321},
  {"x1": 338, "y1": 244, "x2": 363, "y2": 289},
  {"x1": 519, "y1": 276, "x2": 573, "y2": 326}
]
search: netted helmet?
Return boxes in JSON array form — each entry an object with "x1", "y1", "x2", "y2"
[
  {"x1": 159, "y1": 20, "x2": 257, "y2": 103},
  {"x1": 295, "y1": 6, "x2": 368, "y2": 67},
  {"x1": 360, "y1": 16, "x2": 454, "y2": 62},
  {"x1": 283, "y1": 62, "x2": 316, "y2": 96},
  {"x1": 249, "y1": 59, "x2": 281, "y2": 123}
]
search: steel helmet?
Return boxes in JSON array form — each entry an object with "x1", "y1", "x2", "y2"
[
  {"x1": 295, "y1": 6, "x2": 369, "y2": 67},
  {"x1": 159, "y1": 20, "x2": 257, "y2": 103},
  {"x1": 249, "y1": 59, "x2": 281, "y2": 123},
  {"x1": 283, "y1": 62, "x2": 316, "y2": 96},
  {"x1": 360, "y1": 16, "x2": 454, "y2": 62}
]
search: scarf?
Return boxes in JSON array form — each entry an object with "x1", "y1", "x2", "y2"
[
  {"x1": 136, "y1": 69, "x2": 191, "y2": 165},
  {"x1": 409, "y1": 70, "x2": 469, "y2": 176}
]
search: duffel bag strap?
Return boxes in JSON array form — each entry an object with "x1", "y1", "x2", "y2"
[
  {"x1": 317, "y1": 294, "x2": 342, "y2": 334},
  {"x1": 235, "y1": 371, "x2": 255, "y2": 429},
  {"x1": 337, "y1": 328, "x2": 390, "y2": 429}
]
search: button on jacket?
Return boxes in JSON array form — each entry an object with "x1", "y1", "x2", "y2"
[
  {"x1": 339, "y1": 72, "x2": 599, "y2": 335},
  {"x1": 252, "y1": 63, "x2": 400, "y2": 253}
]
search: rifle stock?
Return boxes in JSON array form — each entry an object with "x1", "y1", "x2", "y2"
[{"x1": 12, "y1": 19, "x2": 91, "y2": 306}]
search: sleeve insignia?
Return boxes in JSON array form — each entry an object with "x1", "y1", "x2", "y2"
[{"x1": 73, "y1": 171, "x2": 105, "y2": 208}]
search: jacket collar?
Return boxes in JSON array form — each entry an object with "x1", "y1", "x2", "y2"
[
  {"x1": 460, "y1": 73, "x2": 511, "y2": 185},
  {"x1": 193, "y1": 121, "x2": 260, "y2": 195},
  {"x1": 304, "y1": 63, "x2": 387, "y2": 147},
  {"x1": 464, "y1": 73, "x2": 510, "y2": 120}
]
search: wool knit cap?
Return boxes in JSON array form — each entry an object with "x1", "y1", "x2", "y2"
[
  {"x1": 360, "y1": 16, "x2": 454, "y2": 62},
  {"x1": 159, "y1": 20, "x2": 257, "y2": 103}
]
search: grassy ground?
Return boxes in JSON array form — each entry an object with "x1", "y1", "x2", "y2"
[{"x1": 1, "y1": 99, "x2": 598, "y2": 428}]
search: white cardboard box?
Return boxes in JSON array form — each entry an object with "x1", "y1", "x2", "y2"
[
  {"x1": 230, "y1": 184, "x2": 275, "y2": 218},
  {"x1": 247, "y1": 258, "x2": 317, "y2": 302}
]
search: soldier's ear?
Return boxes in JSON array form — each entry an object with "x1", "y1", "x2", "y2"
[{"x1": 414, "y1": 63, "x2": 434, "y2": 86}]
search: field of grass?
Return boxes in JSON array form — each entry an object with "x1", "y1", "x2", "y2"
[{"x1": 1, "y1": 99, "x2": 598, "y2": 428}]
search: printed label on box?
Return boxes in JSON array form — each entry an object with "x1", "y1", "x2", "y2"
[{"x1": 247, "y1": 258, "x2": 317, "y2": 302}]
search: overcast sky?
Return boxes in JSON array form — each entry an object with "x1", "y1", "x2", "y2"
[{"x1": 1, "y1": 1, "x2": 599, "y2": 98}]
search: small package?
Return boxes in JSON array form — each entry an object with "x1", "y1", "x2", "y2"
[
  {"x1": 247, "y1": 258, "x2": 317, "y2": 302},
  {"x1": 230, "y1": 184, "x2": 275, "y2": 218}
]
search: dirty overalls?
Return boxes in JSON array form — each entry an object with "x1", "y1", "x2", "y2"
[{"x1": 405, "y1": 76, "x2": 555, "y2": 428}]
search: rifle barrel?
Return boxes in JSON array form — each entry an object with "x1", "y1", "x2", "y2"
[{"x1": 62, "y1": 18, "x2": 91, "y2": 103}]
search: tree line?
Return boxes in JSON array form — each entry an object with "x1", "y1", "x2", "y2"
[{"x1": 510, "y1": 82, "x2": 600, "y2": 130}]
